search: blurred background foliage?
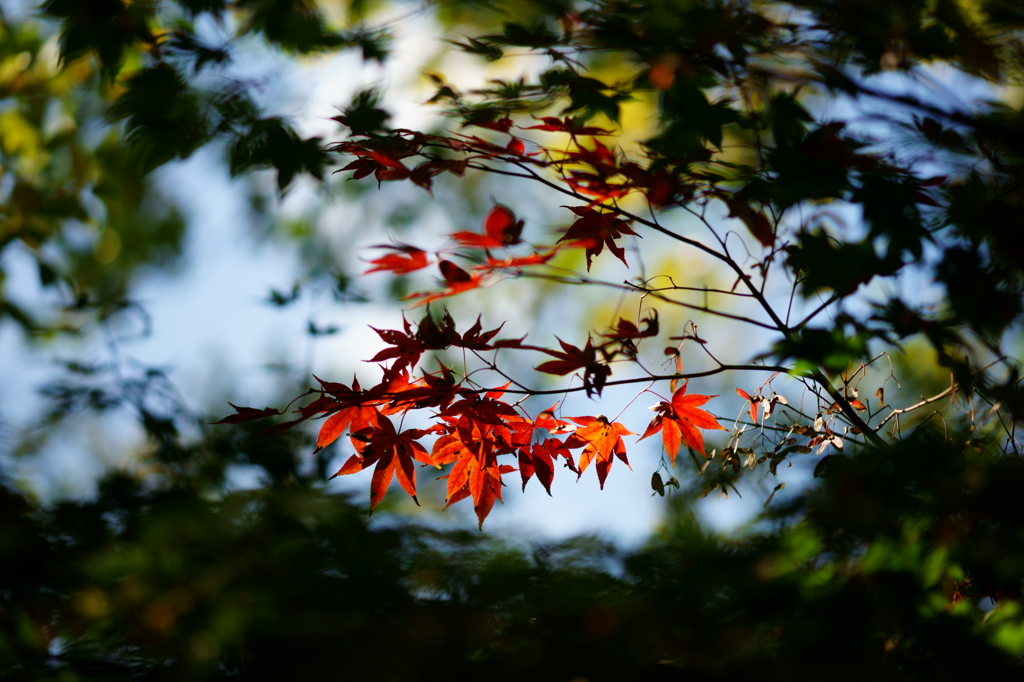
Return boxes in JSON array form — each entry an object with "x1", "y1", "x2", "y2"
[
  {"x1": 5, "y1": 425, "x2": 1024, "y2": 679},
  {"x1": 2, "y1": 0, "x2": 1024, "y2": 678}
]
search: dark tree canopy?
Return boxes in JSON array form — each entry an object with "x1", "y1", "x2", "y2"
[{"x1": 3, "y1": 0, "x2": 1024, "y2": 679}]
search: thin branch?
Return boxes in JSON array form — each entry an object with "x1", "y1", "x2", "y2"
[
  {"x1": 876, "y1": 383, "x2": 958, "y2": 430},
  {"x1": 793, "y1": 292, "x2": 841, "y2": 330},
  {"x1": 479, "y1": 364, "x2": 795, "y2": 397}
]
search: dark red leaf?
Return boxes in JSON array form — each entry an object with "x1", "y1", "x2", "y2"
[{"x1": 439, "y1": 260, "x2": 473, "y2": 284}]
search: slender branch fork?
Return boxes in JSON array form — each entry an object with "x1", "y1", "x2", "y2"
[
  {"x1": 876, "y1": 382, "x2": 958, "y2": 430},
  {"x1": 477, "y1": 365, "x2": 795, "y2": 397}
]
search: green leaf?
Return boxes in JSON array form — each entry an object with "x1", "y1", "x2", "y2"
[{"x1": 108, "y1": 64, "x2": 207, "y2": 171}]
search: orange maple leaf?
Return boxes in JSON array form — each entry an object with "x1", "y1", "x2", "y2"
[
  {"x1": 442, "y1": 458, "x2": 515, "y2": 529},
  {"x1": 314, "y1": 403, "x2": 380, "y2": 453},
  {"x1": 639, "y1": 383, "x2": 727, "y2": 463},
  {"x1": 736, "y1": 388, "x2": 761, "y2": 424},
  {"x1": 329, "y1": 415, "x2": 438, "y2": 511},
  {"x1": 565, "y1": 416, "x2": 634, "y2": 488}
]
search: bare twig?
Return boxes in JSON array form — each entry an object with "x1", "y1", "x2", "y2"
[{"x1": 876, "y1": 383, "x2": 958, "y2": 430}]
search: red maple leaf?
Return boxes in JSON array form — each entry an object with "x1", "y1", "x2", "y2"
[
  {"x1": 720, "y1": 194, "x2": 775, "y2": 248},
  {"x1": 517, "y1": 438, "x2": 576, "y2": 494},
  {"x1": 364, "y1": 244, "x2": 430, "y2": 275},
  {"x1": 564, "y1": 171, "x2": 631, "y2": 201},
  {"x1": 535, "y1": 336, "x2": 598, "y2": 376},
  {"x1": 483, "y1": 204, "x2": 524, "y2": 245},
  {"x1": 535, "y1": 336, "x2": 612, "y2": 396},
  {"x1": 600, "y1": 310, "x2": 659, "y2": 340},
  {"x1": 504, "y1": 405, "x2": 575, "y2": 493},
  {"x1": 566, "y1": 138, "x2": 618, "y2": 174},
  {"x1": 736, "y1": 388, "x2": 762, "y2": 424},
  {"x1": 472, "y1": 116, "x2": 514, "y2": 133},
  {"x1": 404, "y1": 260, "x2": 484, "y2": 306},
  {"x1": 478, "y1": 250, "x2": 557, "y2": 270},
  {"x1": 450, "y1": 204, "x2": 525, "y2": 248},
  {"x1": 558, "y1": 206, "x2": 638, "y2": 270},
  {"x1": 408, "y1": 158, "x2": 470, "y2": 191},
  {"x1": 431, "y1": 393, "x2": 524, "y2": 528},
  {"x1": 368, "y1": 324, "x2": 426, "y2": 375},
  {"x1": 523, "y1": 116, "x2": 611, "y2": 136},
  {"x1": 564, "y1": 416, "x2": 634, "y2": 489},
  {"x1": 453, "y1": 316, "x2": 525, "y2": 350},
  {"x1": 339, "y1": 149, "x2": 412, "y2": 183},
  {"x1": 314, "y1": 402, "x2": 381, "y2": 453},
  {"x1": 443, "y1": 458, "x2": 516, "y2": 529}
]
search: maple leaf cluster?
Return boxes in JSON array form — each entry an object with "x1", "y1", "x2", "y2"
[
  {"x1": 639, "y1": 383, "x2": 728, "y2": 467},
  {"x1": 215, "y1": 201, "x2": 849, "y2": 524},
  {"x1": 214, "y1": 302, "x2": 734, "y2": 527},
  {"x1": 361, "y1": 199, "x2": 632, "y2": 310},
  {"x1": 327, "y1": 114, "x2": 774, "y2": 266},
  {"x1": 332, "y1": 114, "x2": 778, "y2": 307},
  {"x1": 213, "y1": 96, "x2": 862, "y2": 525}
]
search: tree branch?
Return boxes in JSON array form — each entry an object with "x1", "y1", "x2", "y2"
[{"x1": 876, "y1": 383, "x2": 958, "y2": 430}]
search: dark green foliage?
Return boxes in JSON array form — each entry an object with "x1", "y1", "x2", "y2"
[
  {"x1": 178, "y1": 0, "x2": 228, "y2": 17},
  {"x1": 541, "y1": 68, "x2": 630, "y2": 122},
  {"x1": 773, "y1": 321, "x2": 876, "y2": 374},
  {"x1": 166, "y1": 32, "x2": 231, "y2": 73},
  {"x1": 787, "y1": 229, "x2": 899, "y2": 296},
  {"x1": 765, "y1": 92, "x2": 812, "y2": 148},
  {"x1": 231, "y1": 118, "x2": 330, "y2": 190},
  {"x1": 3, "y1": 424, "x2": 1023, "y2": 681},
  {"x1": 646, "y1": 80, "x2": 739, "y2": 154},
  {"x1": 44, "y1": 0, "x2": 154, "y2": 74},
  {"x1": 854, "y1": 174, "x2": 931, "y2": 260},
  {"x1": 764, "y1": 123, "x2": 864, "y2": 209},
  {"x1": 108, "y1": 64, "x2": 206, "y2": 170},
  {"x1": 237, "y1": 0, "x2": 347, "y2": 52},
  {"x1": 333, "y1": 88, "x2": 392, "y2": 137},
  {"x1": 483, "y1": 20, "x2": 564, "y2": 49},
  {"x1": 937, "y1": 246, "x2": 1023, "y2": 338}
]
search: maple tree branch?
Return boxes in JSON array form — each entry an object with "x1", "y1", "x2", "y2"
[
  {"x1": 875, "y1": 383, "x2": 958, "y2": 430},
  {"x1": 621, "y1": 285, "x2": 780, "y2": 330},
  {"x1": 645, "y1": 283, "x2": 754, "y2": 297},
  {"x1": 512, "y1": 274, "x2": 768, "y2": 327},
  {"x1": 463, "y1": 154, "x2": 796, "y2": 343},
  {"x1": 516, "y1": 272, "x2": 638, "y2": 291},
  {"x1": 809, "y1": 370, "x2": 888, "y2": 447},
  {"x1": 476, "y1": 364, "x2": 794, "y2": 397},
  {"x1": 466, "y1": 349, "x2": 536, "y2": 394},
  {"x1": 679, "y1": 205, "x2": 793, "y2": 335},
  {"x1": 462, "y1": 158, "x2": 792, "y2": 337},
  {"x1": 502, "y1": 159, "x2": 738, "y2": 265},
  {"x1": 524, "y1": 272, "x2": 752, "y2": 298},
  {"x1": 793, "y1": 292, "x2": 842, "y2": 330},
  {"x1": 785, "y1": 276, "x2": 801, "y2": 328}
]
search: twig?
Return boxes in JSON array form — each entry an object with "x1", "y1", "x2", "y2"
[{"x1": 876, "y1": 383, "x2": 958, "y2": 430}]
